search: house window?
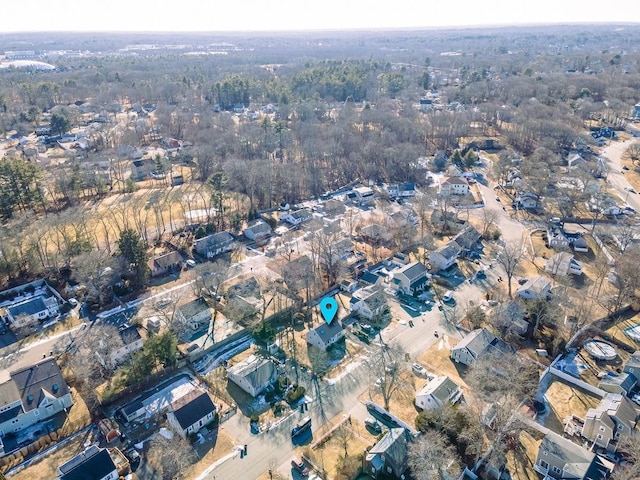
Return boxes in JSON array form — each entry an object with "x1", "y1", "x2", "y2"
[
  {"x1": 11, "y1": 419, "x2": 18, "y2": 424},
  {"x1": 539, "y1": 460, "x2": 549, "y2": 470},
  {"x1": 597, "y1": 434, "x2": 603, "y2": 440},
  {"x1": 552, "y1": 466, "x2": 562, "y2": 475},
  {"x1": 617, "y1": 424, "x2": 624, "y2": 430},
  {"x1": 34, "y1": 409, "x2": 39, "y2": 417},
  {"x1": 542, "y1": 450, "x2": 548, "y2": 456},
  {"x1": 599, "y1": 426, "x2": 606, "y2": 432}
]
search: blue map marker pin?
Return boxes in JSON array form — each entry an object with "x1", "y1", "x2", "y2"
[{"x1": 319, "y1": 297, "x2": 338, "y2": 325}]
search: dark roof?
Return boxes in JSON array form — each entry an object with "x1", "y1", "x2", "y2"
[
  {"x1": 369, "y1": 428, "x2": 408, "y2": 470},
  {"x1": 152, "y1": 251, "x2": 183, "y2": 268},
  {"x1": 122, "y1": 400, "x2": 144, "y2": 415},
  {"x1": 396, "y1": 262, "x2": 427, "y2": 282},
  {"x1": 170, "y1": 389, "x2": 216, "y2": 430},
  {"x1": 10, "y1": 358, "x2": 69, "y2": 412},
  {"x1": 310, "y1": 321, "x2": 344, "y2": 344},
  {"x1": 8, "y1": 296, "x2": 47, "y2": 317},
  {"x1": 118, "y1": 326, "x2": 142, "y2": 346},
  {"x1": 59, "y1": 447, "x2": 117, "y2": 480},
  {"x1": 195, "y1": 231, "x2": 233, "y2": 252},
  {"x1": 360, "y1": 271, "x2": 381, "y2": 285},
  {"x1": 453, "y1": 226, "x2": 481, "y2": 249}
]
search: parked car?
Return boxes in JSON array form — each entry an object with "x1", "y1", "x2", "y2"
[
  {"x1": 632, "y1": 393, "x2": 640, "y2": 406},
  {"x1": 68, "y1": 297, "x2": 78, "y2": 307},
  {"x1": 364, "y1": 417, "x2": 382, "y2": 434},
  {"x1": 442, "y1": 291, "x2": 455, "y2": 303},
  {"x1": 625, "y1": 186, "x2": 637, "y2": 194},
  {"x1": 412, "y1": 363, "x2": 427, "y2": 376},
  {"x1": 291, "y1": 456, "x2": 310, "y2": 475},
  {"x1": 185, "y1": 259, "x2": 197, "y2": 268}
]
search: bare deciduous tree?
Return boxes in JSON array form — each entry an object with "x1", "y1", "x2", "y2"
[
  {"x1": 407, "y1": 430, "x2": 462, "y2": 480},
  {"x1": 495, "y1": 240, "x2": 525, "y2": 298}
]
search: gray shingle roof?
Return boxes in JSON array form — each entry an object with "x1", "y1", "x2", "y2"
[
  {"x1": 10, "y1": 358, "x2": 69, "y2": 413},
  {"x1": 59, "y1": 446, "x2": 117, "y2": 480},
  {"x1": 8, "y1": 296, "x2": 47, "y2": 317}
]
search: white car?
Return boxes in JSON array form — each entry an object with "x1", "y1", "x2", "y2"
[
  {"x1": 185, "y1": 259, "x2": 197, "y2": 268},
  {"x1": 412, "y1": 363, "x2": 428, "y2": 376},
  {"x1": 625, "y1": 186, "x2": 637, "y2": 194},
  {"x1": 442, "y1": 291, "x2": 455, "y2": 303},
  {"x1": 632, "y1": 393, "x2": 640, "y2": 406}
]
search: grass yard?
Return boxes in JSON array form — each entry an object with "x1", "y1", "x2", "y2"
[
  {"x1": 301, "y1": 417, "x2": 373, "y2": 480},
  {"x1": 184, "y1": 427, "x2": 236, "y2": 480},
  {"x1": 8, "y1": 434, "x2": 90, "y2": 480},
  {"x1": 504, "y1": 429, "x2": 544, "y2": 480},
  {"x1": 542, "y1": 380, "x2": 601, "y2": 433}
]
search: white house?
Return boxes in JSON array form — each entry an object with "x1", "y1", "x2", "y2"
[
  {"x1": 58, "y1": 445, "x2": 118, "y2": 480},
  {"x1": 1, "y1": 296, "x2": 57, "y2": 329},
  {"x1": 545, "y1": 252, "x2": 583, "y2": 277},
  {"x1": 243, "y1": 219, "x2": 272, "y2": 241},
  {"x1": 175, "y1": 297, "x2": 211, "y2": 331},
  {"x1": 547, "y1": 226, "x2": 570, "y2": 250},
  {"x1": 110, "y1": 326, "x2": 144, "y2": 367},
  {"x1": 429, "y1": 242, "x2": 462, "y2": 271},
  {"x1": 387, "y1": 182, "x2": 416, "y2": 198},
  {"x1": 193, "y1": 231, "x2": 234, "y2": 258},
  {"x1": 515, "y1": 192, "x2": 539, "y2": 210},
  {"x1": 352, "y1": 186, "x2": 375, "y2": 205},
  {"x1": 0, "y1": 358, "x2": 74, "y2": 441},
  {"x1": 166, "y1": 388, "x2": 216, "y2": 439},
  {"x1": 439, "y1": 176, "x2": 469, "y2": 196},
  {"x1": 227, "y1": 355, "x2": 278, "y2": 397},
  {"x1": 350, "y1": 287, "x2": 388, "y2": 320},
  {"x1": 281, "y1": 209, "x2": 312, "y2": 225},
  {"x1": 415, "y1": 376, "x2": 462, "y2": 410},
  {"x1": 516, "y1": 276, "x2": 552, "y2": 300},
  {"x1": 306, "y1": 320, "x2": 345, "y2": 350},
  {"x1": 392, "y1": 262, "x2": 429, "y2": 294}
]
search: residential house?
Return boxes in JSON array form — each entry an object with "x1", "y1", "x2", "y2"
[
  {"x1": 493, "y1": 300, "x2": 529, "y2": 336},
  {"x1": 450, "y1": 328, "x2": 515, "y2": 367},
  {"x1": 568, "y1": 153, "x2": 586, "y2": 168},
  {"x1": 148, "y1": 251, "x2": 184, "y2": 277},
  {"x1": 359, "y1": 270, "x2": 383, "y2": 287},
  {"x1": 227, "y1": 355, "x2": 278, "y2": 397},
  {"x1": 110, "y1": 326, "x2": 144, "y2": 367},
  {"x1": 350, "y1": 287, "x2": 388, "y2": 321},
  {"x1": 623, "y1": 351, "x2": 640, "y2": 377},
  {"x1": 452, "y1": 225, "x2": 482, "y2": 253},
  {"x1": 281, "y1": 209, "x2": 312, "y2": 226},
  {"x1": 534, "y1": 430, "x2": 611, "y2": 480},
  {"x1": 415, "y1": 375, "x2": 462, "y2": 410},
  {"x1": 598, "y1": 372, "x2": 636, "y2": 395},
  {"x1": 364, "y1": 428, "x2": 408, "y2": 479},
  {"x1": 119, "y1": 401, "x2": 145, "y2": 423},
  {"x1": 429, "y1": 242, "x2": 462, "y2": 271},
  {"x1": 130, "y1": 158, "x2": 154, "y2": 181},
  {"x1": 166, "y1": 388, "x2": 216, "y2": 439},
  {"x1": 243, "y1": 219, "x2": 272, "y2": 241},
  {"x1": 516, "y1": 276, "x2": 552, "y2": 300},
  {"x1": 306, "y1": 320, "x2": 345, "y2": 351},
  {"x1": 0, "y1": 358, "x2": 73, "y2": 440},
  {"x1": 515, "y1": 192, "x2": 539, "y2": 210},
  {"x1": 392, "y1": 261, "x2": 429, "y2": 294},
  {"x1": 572, "y1": 236, "x2": 589, "y2": 253},
  {"x1": 547, "y1": 226, "x2": 570, "y2": 250},
  {"x1": 352, "y1": 186, "x2": 375, "y2": 206},
  {"x1": 194, "y1": 231, "x2": 234, "y2": 259},
  {"x1": 175, "y1": 297, "x2": 211, "y2": 331},
  {"x1": 58, "y1": 445, "x2": 118, "y2": 480},
  {"x1": 545, "y1": 252, "x2": 583, "y2": 277},
  {"x1": 1, "y1": 296, "x2": 57, "y2": 330},
  {"x1": 582, "y1": 393, "x2": 638, "y2": 452},
  {"x1": 360, "y1": 224, "x2": 393, "y2": 245},
  {"x1": 387, "y1": 182, "x2": 416, "y2": 198},
  {"x1": 322, "y1": 199, "x2": 346, "y2": 217},
  {"x1": 439, "y1": 176, "x2": 470, "y2": 196}
]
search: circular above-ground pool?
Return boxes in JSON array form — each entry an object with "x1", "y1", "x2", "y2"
[{"x1": 584, "y1": 339, "x2": 617, "y2": 361}]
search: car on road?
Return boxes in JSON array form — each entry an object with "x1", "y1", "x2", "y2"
[
  {"x1": 185, "y1": 259, "x2": 197, "y2": 268},
  {"x1": 364, "y1": 417, "x2": 382, "y2": 434},
  {"x1": 476, "y1": 269, "x2": 486, "y2": 279},
  {"x1": 442, "y1": 291, "x2": 455, "y2": 303},
  {"x1": 625, "y1": 186, "x2": 637, "y2": 194},
  {"x1": 291, "y1": 456, "x2": 310, "y2": 475},
  {"x1": 68, "y1": 298, "x2": 78, "y2": 307},
  {"x1": 623, "y1": 165, "x2": 630, "y2": 170},
  {"x1": 495, "y1": 196, "x2": 501, "y2": 202},
  {"x1": 625, "y1": 205, "x2": 636, "y2": 213},
  {"x1": 412, "y1": 363, "x2": 428, "y2": 376}
]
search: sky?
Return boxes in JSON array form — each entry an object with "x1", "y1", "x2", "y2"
[{"x1": 4, "y1": 0, "x2": 640, "y2": 33}]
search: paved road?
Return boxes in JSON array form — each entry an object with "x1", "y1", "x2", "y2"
[{"x1": 602, "y1": 138, "x2": 640, "y2": 212}]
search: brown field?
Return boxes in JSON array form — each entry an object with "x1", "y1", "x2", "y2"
[
  {"x1": 542, "y1": 380, "x2": 601, "y2": 432},
  {"x1": 184, "y1": 427, "x2": 236, "y2": 480},
  {"x1": 504, "y1": 429, "x2": 544, "y2": 480}
]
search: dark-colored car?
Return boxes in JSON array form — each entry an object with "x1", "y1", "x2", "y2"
[{"x1": 291, "y1": 456, "x2": 310, "y2": 475}]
